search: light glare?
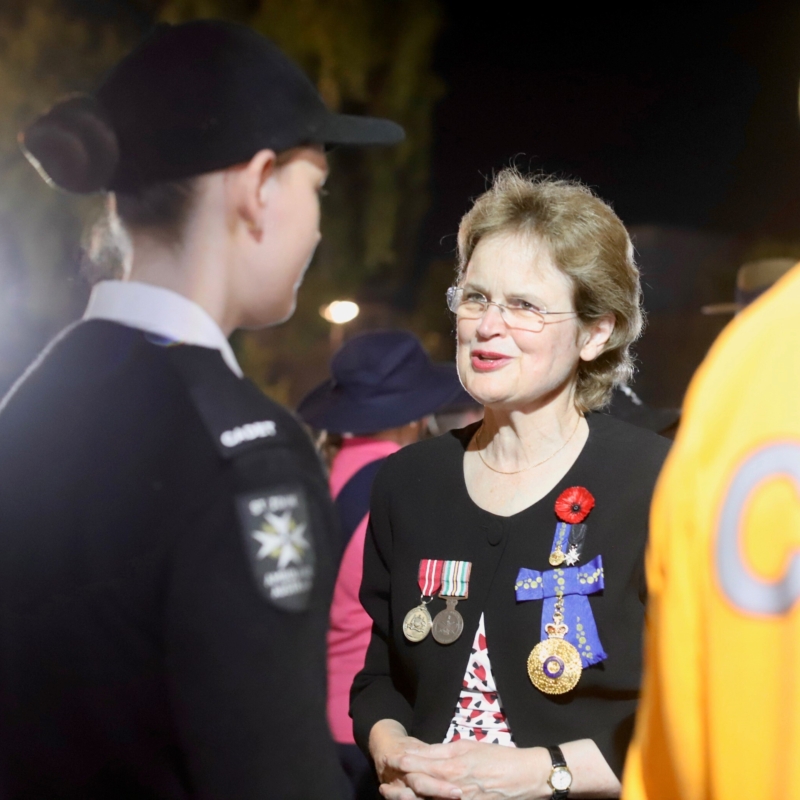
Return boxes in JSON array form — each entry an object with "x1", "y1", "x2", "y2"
[{"x1": 321, "y1": 300, "x2": 359, "y2": 324}]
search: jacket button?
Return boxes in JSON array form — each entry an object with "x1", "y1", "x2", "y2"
[{"x1": 484, "y1": 520, "x2": 503, "y2": 546}]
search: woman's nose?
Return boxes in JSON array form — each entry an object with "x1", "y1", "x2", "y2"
[{"x1": 475, "y1": 302, "x2": 506, "y2": 337}]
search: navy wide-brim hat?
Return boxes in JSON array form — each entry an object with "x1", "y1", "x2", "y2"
[{"x1": 297, "y1": 331, "x2": 469, "y2": 435}]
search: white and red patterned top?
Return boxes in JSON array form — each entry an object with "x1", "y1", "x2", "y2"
[{"x1": 443, "y1": 613, "x2": 516, "y2": 746}]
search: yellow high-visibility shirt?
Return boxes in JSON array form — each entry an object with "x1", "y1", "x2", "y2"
[{"x1": 623, "y1": 263, "x2": 800, "y2": 800}]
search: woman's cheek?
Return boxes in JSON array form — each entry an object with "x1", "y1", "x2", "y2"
[
  {"x1": 455, "y1": 335, "x2": 471, "y2": 375},
  {"x1": 456, "y1": 318, "x2": 474, "y2": 347}
]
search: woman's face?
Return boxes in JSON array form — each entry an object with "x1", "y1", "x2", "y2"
[
  {"x1": 456, "y1": 232, "x2": 610, "y2": 412},
  {"x1": 238, "y1": 146, "x2": 328, "y2": 327}
]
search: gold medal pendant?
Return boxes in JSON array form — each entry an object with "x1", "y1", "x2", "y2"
[
  {"x1": 402, "y1": 603, "x2": 433, "y2": 642},
  {"x1": 527, "y1": 591, "x2": 582, "y2": 694},
  {"x1": 527, "y1": 636, "x2": 582, "y2": 694},
  {"x1": 549, "y1": 547, "x2": 565, "y2": 567}
]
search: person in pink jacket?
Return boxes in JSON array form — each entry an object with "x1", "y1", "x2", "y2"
[{"x1": 298, "y1": 330, "x2": 468, "y2": 798}]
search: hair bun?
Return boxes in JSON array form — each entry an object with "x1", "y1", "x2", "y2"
[{"x1": 19, "y1": 94, "x2": 119, "y2": 194}]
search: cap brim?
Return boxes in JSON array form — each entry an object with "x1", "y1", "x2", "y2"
[{"x1": 314, "y1": 112, "x2": 405, "y2": 147}]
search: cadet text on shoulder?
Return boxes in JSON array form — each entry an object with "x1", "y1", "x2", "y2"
[{"x1": 220, "y1": 420, "x2": 277, "y2": 448}]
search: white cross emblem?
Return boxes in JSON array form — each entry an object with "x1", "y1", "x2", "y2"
[{"x1": 251, "y1": 511, "x2": 309, "y2": 570}]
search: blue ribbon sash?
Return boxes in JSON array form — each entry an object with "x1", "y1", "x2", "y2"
[{"x1": 514, "y1": 554, "x2": 607, "y2": 668}]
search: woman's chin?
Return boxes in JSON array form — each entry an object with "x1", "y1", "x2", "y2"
[
  {"x1": 468, "y1": 386, "x2": 570, "y2": 414},
  {"x1": 462, "y1": 375, "x2": 516, "y2": 409},
  {"x1": 464, "y1": 388, "x2": 514, "y2": 409}
]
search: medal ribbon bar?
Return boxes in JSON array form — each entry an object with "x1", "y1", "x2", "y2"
[
  {"x1": 440, "y1": 560, "x2": 472, "y2": 598},
  {"x1": 418, "y1": 559, "x2": 445, "y2": 597},
  {"x1": 514, "y1": 556, "x2": 607, "y2": 668}
]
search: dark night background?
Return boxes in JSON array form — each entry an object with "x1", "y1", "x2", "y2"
[
  {"x1": 425, "y1": 0, "x2": 800, "y2": 245},
  {"x1": 417, "y1": 0, "x2": 800, "y2": 405}
]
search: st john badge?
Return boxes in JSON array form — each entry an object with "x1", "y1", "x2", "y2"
[{"x1": 236, "y1": 486, "x2": 316, "y2": 611}]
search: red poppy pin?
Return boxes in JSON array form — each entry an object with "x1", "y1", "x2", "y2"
[{"x1": 554, "y1": 486, "x2": 595, "y2": 524}]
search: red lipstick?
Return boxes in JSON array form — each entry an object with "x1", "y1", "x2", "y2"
[{"x1": 470, "y1": 350, "x2": 512, "y2": 372}]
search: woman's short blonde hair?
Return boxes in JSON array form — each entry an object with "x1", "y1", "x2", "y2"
[{"x1": 456, "y1": 168, "x2": 643, "y2": 411}]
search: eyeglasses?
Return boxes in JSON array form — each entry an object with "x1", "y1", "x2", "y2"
[{"x1": 446, "y1": 287, "x2": 577, "y2": 333}]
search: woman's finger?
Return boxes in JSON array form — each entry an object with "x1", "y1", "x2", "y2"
[
  {"x1": 422, "y1": 740, "x2": 475, "y2": 757},
  {"x1": 379, "y1": 778, "x2": 422, "y2": 800},
  {"x1": 404, "y1": 770, "x2": 463, "y2": 799},
  {"x1": 390, "y1": 752, "x2": 460, "y2": 781}
]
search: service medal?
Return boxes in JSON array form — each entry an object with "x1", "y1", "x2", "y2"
[
  {"x1": 516, "y1": 555, "x2": 608, "y2": 695},
  {"x1": 549, "y1": 522, "x2": 571, "y2": 566},
  {"x1": 404, "y1": 559, "x2": 445, "y2": 643},
  {"x1": 517, "y1": 495, "x2": 605, "y2": 696},
  {"x1": 527, "y1": 636, "x2": 582, "y2": 694},
  {"x1": 403, "y1": 603, "x2": 433, "y2": 642},
  {"x1": 431, "y1": 560, "x2": 472, "y2": 645},
  {"x1": 432, "y1": 597, "x2": 464, "y2": 645}
]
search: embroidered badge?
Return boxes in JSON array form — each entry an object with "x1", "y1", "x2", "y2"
[
  {"x1": 236, "y1": 486, "x2": 315, "y2": 611},
  {"x1": 220, "y1": 420, "x2": 277, "y2": 448}
]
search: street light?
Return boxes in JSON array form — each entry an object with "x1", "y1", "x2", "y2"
[
  {"x1": 320, "y1": 300, "x2": 359, "y2": 324},
  {"x1": 320, "y1": 300, "x2": 360, "y2": 350}
]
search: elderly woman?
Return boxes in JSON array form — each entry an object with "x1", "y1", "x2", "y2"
[{"x1": 350, "y1": 170, "x2": 671, "y2": 800}]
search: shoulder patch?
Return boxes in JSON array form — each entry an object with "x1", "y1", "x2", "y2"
[
  {"x1": 165, "y1": 345, "x2": 301, "y2": 458},
  {"x1": 236, "y1": 486, "x2": 316, "y2": 611},
  {"x1": 190, "y1": 381, "x2": 292, "y2": 458}
]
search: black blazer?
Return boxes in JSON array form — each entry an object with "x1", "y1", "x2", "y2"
[
  {"x1": 0, "y1": 321, "x2": 344, "y2": 800},
  {"x1": 351, "y1": 412, "x2": 670, "y2": 778}
]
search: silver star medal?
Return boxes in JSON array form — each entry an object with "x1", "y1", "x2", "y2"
[{"x1": 564, "y1": 544, "x2": 580, "y2": 566}]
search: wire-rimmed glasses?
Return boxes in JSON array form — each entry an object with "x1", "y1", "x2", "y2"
[{"x1": 446, "y1": 286, "x2": 577, "y2": 333}]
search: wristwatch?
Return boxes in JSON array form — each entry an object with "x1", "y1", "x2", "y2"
[{"x1": 546, "y1": 745, "x2": 573, "y2": 799}]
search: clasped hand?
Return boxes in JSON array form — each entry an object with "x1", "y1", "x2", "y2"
[{"x1": 377, "y1": 735, "x2": 550, "y2": 800}]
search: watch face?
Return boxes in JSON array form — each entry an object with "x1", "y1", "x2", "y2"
[{"x1": 550, "y1": 766, "x2": 573, "y2": 791}]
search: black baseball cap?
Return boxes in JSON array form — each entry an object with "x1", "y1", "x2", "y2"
[{"x1": 21, "y1": 20, "x2": 405, "y2": 194}]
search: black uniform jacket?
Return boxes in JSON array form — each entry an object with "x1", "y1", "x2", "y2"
[
  {"x1": 351, "y1": 412, "x2": 670, "y2": 779},
  {"x1": 0, "y1": 320, "x2": 344, "y2": 799}
]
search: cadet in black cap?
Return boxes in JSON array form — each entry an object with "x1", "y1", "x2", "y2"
[{"x1": 0, "y1": 20, "x2": 403, "y2": 800}]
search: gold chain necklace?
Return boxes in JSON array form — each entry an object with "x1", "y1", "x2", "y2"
[{"x1": 475, "y1": 415, "x2": 583, "y2": 475}]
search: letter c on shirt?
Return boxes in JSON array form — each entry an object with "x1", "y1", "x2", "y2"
[{"x1": 717, "y1": 442, "x2": 800, "y2": 615}]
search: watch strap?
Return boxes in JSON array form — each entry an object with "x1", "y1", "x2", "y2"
[
  {"x1": 547, "y1": 744, "x2": 567, "y2": 768},
  {"x1": 546, "y1": 745, "x2": 570, "y2": 799}
]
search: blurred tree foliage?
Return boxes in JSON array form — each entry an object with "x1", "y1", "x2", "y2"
[{"x1": 0, "y1": 0, "x2": 444, "y2": 401}]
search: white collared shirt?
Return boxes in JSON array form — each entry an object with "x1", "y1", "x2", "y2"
[{"x1": 83, "y1": 280, "x2": 243, "y2": 377}]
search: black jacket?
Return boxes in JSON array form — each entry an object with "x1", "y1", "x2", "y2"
[
  {"x1": 351, "y1": 413, "x2": 670, "y2": 778},
  {"x1": 0, "y1": 321, "x2": 344, "y2": 799}
]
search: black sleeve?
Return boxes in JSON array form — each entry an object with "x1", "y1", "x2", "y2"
[
  {"x1": 350, "y1": 460, "x2": 415, "y2": 755},
  {"x1": 586, "y1": 712, "x2": 638, "y2": 780},
  {"x1": 587, "y1": 438, "x2": 663, "y2": 780},
  {"x1": 163, "y1": 452, "x2": 344, "y2": 800}
]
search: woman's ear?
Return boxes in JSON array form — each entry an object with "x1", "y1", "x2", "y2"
[
  {"x1": 229, "y1": 149, "x2": 277, "y2": 240},
  {"x1": 579, "y1": 313, "x2": 615, "y2": 362}
]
